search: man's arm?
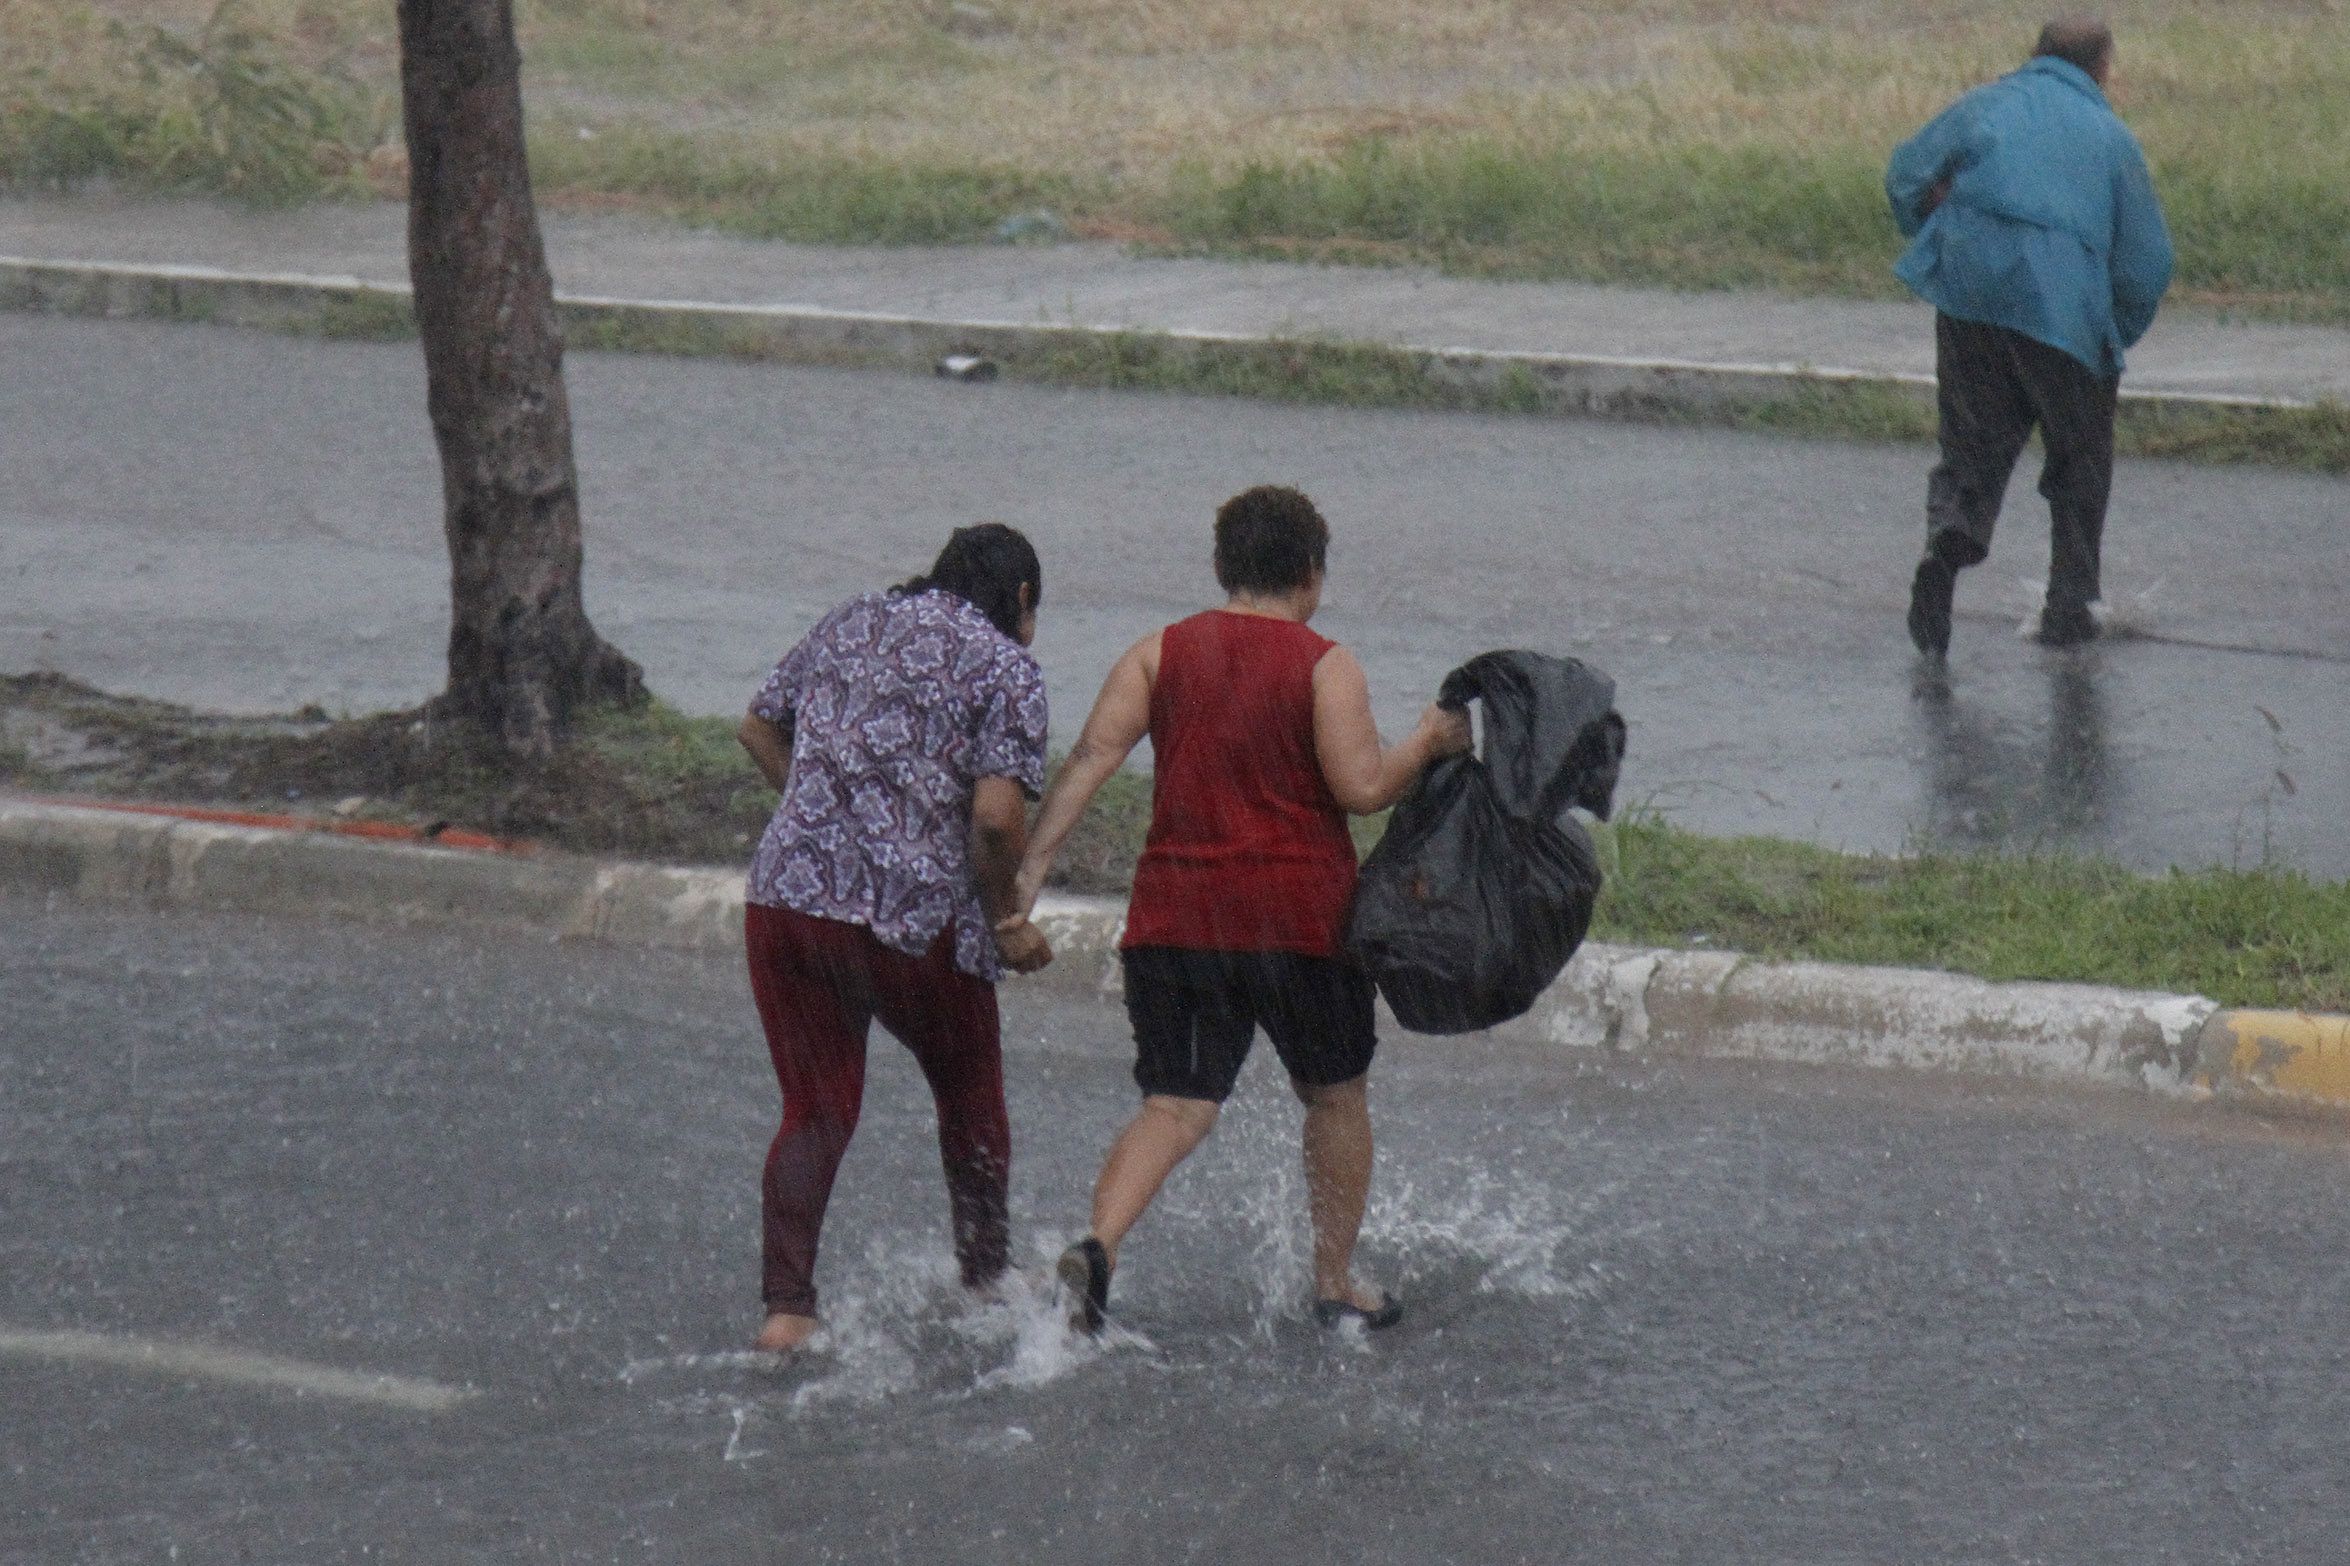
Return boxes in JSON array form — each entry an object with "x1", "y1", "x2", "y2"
[
  {"x1": 2108, "y1": 145, "x2": 2174, "y2": 350},
  {"x1": 1885, "y1": 95, "x2": 1973, "y2": 237},
  {"x1": 1010, "y1": 633, "x2": 1158, "y2": 916},
  {"x1": 972, "y1": 776, "x2": 1051, "y2": 973},
  {"x1": 736, "y1": 711, "x2": 793, "y2": 793},
  {"x1": 1311, "y1": 646, "x2": 1472, "y2": 816}
]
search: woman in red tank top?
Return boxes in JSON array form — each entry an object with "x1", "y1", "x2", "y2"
[{"x1": 1014, "y1": 486, "x2": 1469, "y2": 1334}]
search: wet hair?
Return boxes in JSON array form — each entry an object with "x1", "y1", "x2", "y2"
[
  {"x1": 1212, "y1": 485, "x2": 1329, "y2": 596},
  {"x1": 2034, "y1": 16, "x2": 2113, "y2": 79},
  {"x1": 894, "y1": 522, "x2": 1041, "y2": 641}
]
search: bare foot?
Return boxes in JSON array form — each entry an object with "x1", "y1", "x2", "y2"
[{"x1": 754, "y1": 1312, "x2": 818, "y2": 1353}]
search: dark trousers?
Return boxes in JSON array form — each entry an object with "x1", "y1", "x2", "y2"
[
  {"x1": 743, "y1": 903, "x2": 1010, "y2": 1317},
  {"x1": 1926, "y1": 313, "x2": 2121, "y2": 612}
]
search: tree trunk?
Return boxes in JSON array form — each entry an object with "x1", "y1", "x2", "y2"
[{"x1": 395, "y1": 0, "x2": 641, "y2": 759}]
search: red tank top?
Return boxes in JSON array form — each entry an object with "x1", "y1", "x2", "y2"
[{"x1": 1121, "y1": 611, "x2": 1358, "y2": 955}]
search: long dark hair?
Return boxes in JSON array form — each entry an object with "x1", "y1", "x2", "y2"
[{"x1": 894, "y1": 523, "x2": 1042, "y2": 641}]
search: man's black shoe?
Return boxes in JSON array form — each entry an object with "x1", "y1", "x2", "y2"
[
  {"x1": 2035, "y1": 604, "x2": 2099, "y2": 648},
  {"x1": 1907, "y1": 555, "x2": 1956, "y2": 657}
]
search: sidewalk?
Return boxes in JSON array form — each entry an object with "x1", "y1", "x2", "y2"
[{"x1": 4, "y1": 193, "x2": 2344, "y2": 406}]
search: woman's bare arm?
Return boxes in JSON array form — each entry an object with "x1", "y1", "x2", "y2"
[
  {"x1": 737, "y1": 712, "x2": 793, "y2": 793},
  {"x1": 1311, "y1": 645, "x2": 1471, "y2": 815},
  {"x1": 1010, "y1": 632, "x2": 1160, "y2": 915},
  {"x1": 972, "y1": 776, "x2": 1052, "y2": 972}
]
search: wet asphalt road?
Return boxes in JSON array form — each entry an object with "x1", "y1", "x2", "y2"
[
  {"x1": 2, "y1": 312, "x2": 2345, "y2": 876},
  {"x1": 9, "y1": 895, "x2": 2350, "y2": 1561}
]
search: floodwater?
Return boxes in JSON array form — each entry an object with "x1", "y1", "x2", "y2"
[
  {"x1": 2, "y1": 313, "x2": 2345, "y2": 876},
  {"x1": 10, "y1": 895, "x2": 2350, "y2": 1560}
]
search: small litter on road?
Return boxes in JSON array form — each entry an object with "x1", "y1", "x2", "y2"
[{"x1": 935, "y1": 352, "x2": 999, "y2": 382}]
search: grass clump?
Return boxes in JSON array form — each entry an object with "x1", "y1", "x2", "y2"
[
  {"x1": 2118, "y1": 398, "x2": 2350, "y2": 475},
  {"x1": 0, "y1": 672, "x2": 777, "y2": 863},
  {"x1": 0, "y1": 673, "x2": 1153, "y2": 890},
  {"x1": 1590, "y1": 813, "x2": 2350, "y2": 1013},
  {"x1": 527, "y1": 124, "x2": 1075, "y2": 246},
  {"x1": 0, "y1": 0, "x2": 386, "y2": 203},
  {"x1": 1163, "y1": 139, "x2": 1900, "y2": 297}
]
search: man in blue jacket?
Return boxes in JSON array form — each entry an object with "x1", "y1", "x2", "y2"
[{"x1": 1887, "y1": 17, "x2": 2173, "y2": 654}]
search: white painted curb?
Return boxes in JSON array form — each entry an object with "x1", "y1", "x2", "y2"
[{"x1": 2, "y1": 797, "x2": 2234, "y2": 1106}]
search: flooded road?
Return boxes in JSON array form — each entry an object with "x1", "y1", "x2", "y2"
[
  {"x1": 3, "y1": 313, "x2": 2345, "y2": 876},
  {"x1": 9, "y1": 896, "x2": 2350, "y2": 1560}
]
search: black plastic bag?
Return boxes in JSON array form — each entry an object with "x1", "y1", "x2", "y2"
[{"x1": 1345, "y1": 651, "x2": 1627, "y2": 1035}]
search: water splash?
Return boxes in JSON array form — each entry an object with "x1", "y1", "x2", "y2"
[
  {"x1": 969, "y1": 1265, "x2": 1155, "y2": 1390},
  {"x1": 620, "y1": 1229, "x2": 1150, "y2": 1416},
  {"x1": 617, "y1": 1348, "x2": 785, "y2": 1384},
  {"x1": 721, "y1": 1400, "x2": 766, "y2": 1463},
  {"x1": 1366, "y1": 1157, "x2": 1633, "y2": 1301}
]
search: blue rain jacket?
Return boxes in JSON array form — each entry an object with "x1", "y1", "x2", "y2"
[{"x1": 1886, "y1": 56, "x2": 2173, "y2": 378}]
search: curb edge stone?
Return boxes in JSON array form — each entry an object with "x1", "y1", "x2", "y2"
[{"x1": 11, "y1": 797, "x2": 2334, "y2": 1115}]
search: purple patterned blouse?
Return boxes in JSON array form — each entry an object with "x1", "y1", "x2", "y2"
[{"x1": 746, "y1": 590, "x2": 1049, "y2": 980}]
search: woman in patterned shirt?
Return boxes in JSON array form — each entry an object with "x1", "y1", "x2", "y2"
[{"x1": 735, "y1": 524, "x2": 1054, "y2": 1355}]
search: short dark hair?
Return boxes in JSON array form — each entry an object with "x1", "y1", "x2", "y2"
[
  {"x1": 895, "y1": 522, "x2": 1041, "y2": 641},
  {"x1": 2034, "y1": 16, "x2": 2113, "y2": 78},
  {"x1": 1213, "y1": 485, "x2": 1329, "y2": 596}
]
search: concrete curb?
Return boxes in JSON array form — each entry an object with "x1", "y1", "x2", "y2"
[
  {"x1": 10, "y1": 795, "x2": 2340, "y2": 1114},
  {"x1": 0, "y1": 256, "x2": 2318, "y2": 437}
]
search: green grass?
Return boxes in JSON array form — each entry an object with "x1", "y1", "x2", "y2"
[
  {"x1": 312, "y1": 288, "x2": 415, "y2": 341},
  {"x1": 1161, "y1": 140, "x2": 1904, "y2": 298},
  {"x1": 1589, "y1": 813, "x2": 2350, "y2": 1014},
  {"x1": 1150, "y1": 130, "x2": 2350, "y2": 318},
  {"x1": 526, "y1": 125, "x2": 1077, "y2": 247},
  {"x1": 2118, "y1": 398, "x2": 2350, "y2": 474},
  {"x1": 0, "y1": 1, "x2": 383, "y2": 205}
]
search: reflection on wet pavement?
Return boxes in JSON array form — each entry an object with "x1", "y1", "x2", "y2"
[
  {"x1": 1915, "y1": 650, "x2": 2114, "y2": 850},
  {"x1": 1894, "y1": 631, "x2": 2335, "y2": 871}
]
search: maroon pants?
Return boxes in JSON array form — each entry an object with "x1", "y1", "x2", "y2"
[{"x1": 744, "y1": 903, "x2": 1010, "y2": 1317}]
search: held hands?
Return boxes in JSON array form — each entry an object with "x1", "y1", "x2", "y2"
[
  {"x1": 1010, "y1": 859, "x2": 1049, "y2": 925},
  {"x1": 993, "y1": 913, "x2": 1054, "y2": 974}
]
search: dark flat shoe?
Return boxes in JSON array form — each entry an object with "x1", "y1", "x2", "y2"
[
  {"x1": 1312, "y1": 1292, "x2": 1404, "y2": 1331},
  {"x1": 1058, "y1": 1237, "x2": 1111, "y2": 1335},
  {"x1": 1907, "y1": 555, "x2": 1955, "y2": 658}
]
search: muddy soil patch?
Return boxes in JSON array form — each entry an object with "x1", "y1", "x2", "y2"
[{"x1": 0, "y1": 671, "x2": 1145, "y2": 889}]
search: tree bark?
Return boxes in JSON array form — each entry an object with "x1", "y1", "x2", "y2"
[{"x1": 396, "y1": 0, "x2": 641, "y2": 758}]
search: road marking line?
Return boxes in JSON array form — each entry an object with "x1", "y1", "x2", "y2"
[{"x1": 0, "y1": 1328, "x2": 478, "y2": 1413}]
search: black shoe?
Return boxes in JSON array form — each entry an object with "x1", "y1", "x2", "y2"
[
  {"x1": 1907, "y1": 555, "x2": 1956, "y2": 657},
  {"x1": 1057, "y1": 1238, "x2": 1111, "y2": 1335},
  {"x1": 1312, "y1": 1291, "x2": 1404, "y2": 1331},
  {"x1": 2035, "y1": 604, "x2": 2099, "y2": 647}
]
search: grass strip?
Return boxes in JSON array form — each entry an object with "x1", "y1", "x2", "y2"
[
  {"x1": 1152, "y1": 136, "x2": 2350, "y2": 322},
  {"x1": 1591, "y1": 813, "x2": 2349, "y2": 1015},
  {"x1": 6, "y1": 674, "x2": 2340, "y2": 1012},
  {"x1": 526, "y1": 124, "x2": 1078, "y2": 248}
]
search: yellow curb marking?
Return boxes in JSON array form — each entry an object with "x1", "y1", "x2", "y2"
[
  {"x1": 0, "y1": 1327, "x2": 477, "y2": 1413},
  {"x1": 2201, "y1": 1011, "x2": 2350, "y2": 1105}
]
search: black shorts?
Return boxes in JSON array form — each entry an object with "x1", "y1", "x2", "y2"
[{"x1": 1121, "y1": 946, "x2": 1378, "y2": 1103}]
